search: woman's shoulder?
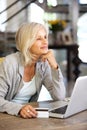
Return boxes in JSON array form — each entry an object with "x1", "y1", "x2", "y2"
[
  {"x1": 5, "y1": 51, "x2": 21, "y2": 62},
  {"x1": 6, "y1": 51, "x2": 20, "y2": 57},
  {"x1": 4, "y1": 51, "x2": 23, "y2": 67}
]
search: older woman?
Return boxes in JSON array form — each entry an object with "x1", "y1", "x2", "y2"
[{"x1": 0, "y1": 22, "x2": 66, "y2": 118}]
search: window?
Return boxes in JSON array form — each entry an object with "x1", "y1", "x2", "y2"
[
  {"x1": 80, "y1": 0, "x2": 87, "y2": 4},
  {"x1": 0, "y1": 0, "x2": 7, "y2": 31},
  {"x1": 77, "y1": 13, "x2": 87, "y2": 63}
]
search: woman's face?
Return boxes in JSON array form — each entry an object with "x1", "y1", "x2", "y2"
[{"x1": 30, "y1": 27, "x2": 48, "y2": 57}]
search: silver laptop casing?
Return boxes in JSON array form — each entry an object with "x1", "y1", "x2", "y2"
[{"x1": 49, "y1": 76, "x2": 87, "y2": 118}]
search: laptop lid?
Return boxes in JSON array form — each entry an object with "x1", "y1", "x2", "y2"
[
  {"x1": 64, "y1": 76, "x2": 87, "y2": 118},
  {"x1": 49, "y1": 76, "x2": 87, "y2": 118}
]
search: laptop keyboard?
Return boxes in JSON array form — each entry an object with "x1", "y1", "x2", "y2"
[{"x1": 50, "y1": 105, "x2": 68, "y2": 114}]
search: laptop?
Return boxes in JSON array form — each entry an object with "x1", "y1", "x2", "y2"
[{"x1": 49, "y1": 76, "x2": 87, "y2": 118}]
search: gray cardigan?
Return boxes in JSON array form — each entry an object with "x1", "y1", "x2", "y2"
[{"x1": 0, "y1": 52, "x2": 66, "y2": 116}]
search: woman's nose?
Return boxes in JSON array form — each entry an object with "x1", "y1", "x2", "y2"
[{"x1": 43, "y1": 38, "x2": 48, "y2": 43}]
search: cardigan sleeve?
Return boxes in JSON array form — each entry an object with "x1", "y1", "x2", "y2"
[
  {"x1": 42, "y1": 61, "x2": 66, "y2": 100},
  {"x1": 0, "y1": 53, "x2": 24, "y2": 116}
]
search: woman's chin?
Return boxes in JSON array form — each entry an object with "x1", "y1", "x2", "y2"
[{"x1": 42, "y1": 49, "x2": 48, "y2": 53}]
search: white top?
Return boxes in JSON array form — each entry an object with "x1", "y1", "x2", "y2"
[{"x1": 12, "y1": 76, "x2": 36, "y2": 104}]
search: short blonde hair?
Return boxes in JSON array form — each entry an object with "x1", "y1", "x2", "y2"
[{"x1": 15, "y1": 22, "x2": 47, "y2": 65}]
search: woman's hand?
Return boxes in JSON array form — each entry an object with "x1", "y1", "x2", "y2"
[
  {"x1": 41, "y1": 50, "x2": 58, "y2": 69},
  {"x1": 19, "y1": 105, "x2": 37, "y2": 118}
]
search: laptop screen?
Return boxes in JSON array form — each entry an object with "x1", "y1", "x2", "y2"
[{"x1": 50, "y1": 105, "x2": 68, "y2": 114}]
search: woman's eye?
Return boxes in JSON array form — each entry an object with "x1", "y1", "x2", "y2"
[
  {"x1": 36, "y1": 35, "x2": 47, "y2": 40},
  {"x1": 45, "y1": 36, "x2": 47, "y2": 39},
  {"x1": 37, "y1": 38, "x2": 41, "y2": 40}
]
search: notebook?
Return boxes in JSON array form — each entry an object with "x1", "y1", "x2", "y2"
[{"x1": 49, "y1": 76, "x2": 87, "y2": 118}]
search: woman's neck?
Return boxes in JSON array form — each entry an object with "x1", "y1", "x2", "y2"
[{"x1": 23, "y1": 63, "x2": 35, "y2": 82}]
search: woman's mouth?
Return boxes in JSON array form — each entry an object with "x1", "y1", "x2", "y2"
[{"x1": 40, "y1": 46, "x2": 48, "y2": 50}]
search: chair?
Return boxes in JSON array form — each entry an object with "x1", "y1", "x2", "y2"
[{"x1": 0, "y1": 57, "x2": 5, "y2": 63}]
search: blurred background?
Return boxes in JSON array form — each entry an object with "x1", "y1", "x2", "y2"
[{"x1": 0, "y1": 0, "x2": 87, "y2": 100}]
